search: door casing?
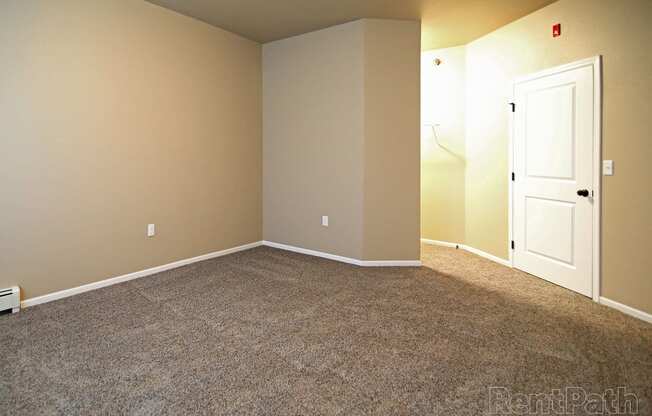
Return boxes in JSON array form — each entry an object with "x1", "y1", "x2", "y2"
[{"x1": 508, "y1": 56, "x2": 602, "y2": 302}]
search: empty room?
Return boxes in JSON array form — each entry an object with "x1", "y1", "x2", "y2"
[{"x1": 1, "y1": 0, "x2": 651, "y2": 414}]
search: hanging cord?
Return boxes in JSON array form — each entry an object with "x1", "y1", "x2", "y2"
[
  {"x1": 424, "y1": 123, "x2": 445, "y2": 149},
  {"x1": 422, "y1": 123, "x2": 464, "y2": 160}
]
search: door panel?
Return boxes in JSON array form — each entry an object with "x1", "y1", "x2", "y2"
[
  {"x1": 513, "y1": 64, "x2": 595, "y2": 297},
  {"x1": 525, "y1": 196, "x2": 574, "y2": 265},
  {"x1": 525, "y1": 84, "x2": 575, "y2": 180}
]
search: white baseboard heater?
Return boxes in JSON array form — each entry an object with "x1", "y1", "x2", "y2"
[{"x1": 0, "y1": 287, "x2": 20, "y2": 314}]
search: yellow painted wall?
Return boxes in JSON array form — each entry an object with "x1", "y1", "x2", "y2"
[{"x1": 421, "y1": 47, "x2": 466, "y2": 245}]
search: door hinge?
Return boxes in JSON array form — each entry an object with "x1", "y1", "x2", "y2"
[
  {"x1": 511, "y1": 172, "x2": 515, "y2": 181},
  {"x1": 511, "y1": 240, "x2": 515, "y2": 250},
  {"x1": 509, "y1": 102, "x2": 516, "y2": 112}
]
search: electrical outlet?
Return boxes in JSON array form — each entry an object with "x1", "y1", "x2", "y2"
[
  {"x1": 603, "y1": 160, "x2": 614, "y2": 176},
  {"x1": 321, "y1": 216, "x2": 329, "y2": 227},
  {"x1": 147, "y1": 224, "x2": 156, "y2": 237}
]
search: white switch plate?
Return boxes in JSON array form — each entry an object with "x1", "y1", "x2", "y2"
[
  {"x1": 321, "y1": 216, "x2": 329, "y2": 227},
  {"x1": 147, "y1": 224, "x2": 156, "y2": 237},
  {"x1": 603, "y1": 160, "x2": 614, "y2": 176}
]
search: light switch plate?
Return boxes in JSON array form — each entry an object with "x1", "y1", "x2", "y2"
[
  {"x1": 603, "y1": 160, "x2": 614, "y2": 176},
  {"x1": 147, "y1": 224, "x2": 156, "y2": 237},
  {"x1": 321, "y1": 216, "x2": 329, "y2": 227}
]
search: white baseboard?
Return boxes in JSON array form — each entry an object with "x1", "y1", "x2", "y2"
[
  {"x1": 19, "y1": 238, "x2": 651, "y2": 324},
  {"x1": 21, "y1": 241, "x2": 263, "y2": 308},
  {"x1": 358, "y1": 260, "x2": 422, "y2": 267},
  {"x1": 462, "y1": 245, "x2": 512, "y2": 267},
  {"x1": 21, "y1": 239, "x2": 420, "y2": 309},
  {"x1": 600, "y1": 297, "x2": 652, "y2": 324},
  {"x1": 262, "y1": 241, "x2": 421, "y2": 267},
  {"x1": 421, "y1": 238, "x2": 511, "y2": 267},
  {"x1": 420, "y1": 239, "x2": 459, "y2": 249}
]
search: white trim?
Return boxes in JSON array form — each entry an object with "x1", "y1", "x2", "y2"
[
  {"x1": 263, "y1": 241, "x2": 422, "y2": 267},
  {"x1": 360, "y1": 260, "x2": 423, "y2": 267},
  {"x1": 592, "y1": 57, "x2": 603, "y2": 303},
  {"x1": 22, "y1": 241, "x2": 263, "y2": 308},
  {"x1": 420, "y1": 238, "x2": 459, "y2": 249},
  {"x1": 262, "y1": 241, "x2": 361, "y2": 265},
  {"x1": 462, "y1": 245, "x2": 512, "y2": 267},
  {"x1": 421, "y1": 239, "x2": 511, "y2": 268},
  {"x1": 510, "y1": 56, "x2": 602, "y2": 302},
  {"x1": 600, "y1": 297, "x2": 652, "y2": 324},
  {"x1": 513, "y1": 56, "x2": 601, "y2": 85}
]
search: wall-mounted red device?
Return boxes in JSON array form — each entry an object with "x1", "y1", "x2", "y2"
[{"x1": 553, "y1": 23, "x2": 561, "y2": 37}]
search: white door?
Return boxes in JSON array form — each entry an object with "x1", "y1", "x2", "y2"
[{"x1": 512, "y1": 60, "x2": 599, "y2": 297}]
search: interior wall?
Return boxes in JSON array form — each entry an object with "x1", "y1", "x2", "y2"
[
  {"x1": 263, "y1": 21, "x2": 366, "y2": 259},
  {"x1": 464, "y1": 0, "x2": 652, "y2": 313},
  {"x1": 362, "y1": 19, "x2": 421, "y2": 261},
  {"x1": 263, "y1": 19, "x2": 421, "y2": 261},
  {"x1": 0, "y1": 0, "x2": 262, "y2": 300},
  {"x1": 420, "y1": 47, "x2": 466, "y2": 245}
]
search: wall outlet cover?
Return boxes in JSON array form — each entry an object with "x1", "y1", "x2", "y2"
[{"x1": 603, "y1": 160, "x2": 614, "y2": 176}]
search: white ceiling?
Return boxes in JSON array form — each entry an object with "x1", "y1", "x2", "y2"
[{"x1": 147, "y1": 0, "x2": 558, "y2": 50}]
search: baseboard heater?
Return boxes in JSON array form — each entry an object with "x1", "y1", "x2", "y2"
[{"x1": 0, "y1": 287, "x2": 20, "y2": 314}]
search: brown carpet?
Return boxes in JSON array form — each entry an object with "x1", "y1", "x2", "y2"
[{"x1": 1, "y1": 244, "x2": 651, "y2": 415}]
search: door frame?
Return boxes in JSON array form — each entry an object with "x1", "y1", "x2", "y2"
[{"x1": 508, "y1": 56, "x2": 602, "y2": 302}]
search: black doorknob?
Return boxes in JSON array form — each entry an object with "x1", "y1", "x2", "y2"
[{"x1": 577, "y1": 189, "x2": 590, "y2": 197}]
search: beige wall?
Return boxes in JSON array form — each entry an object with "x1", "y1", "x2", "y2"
[
  {"x1": 363, "y1": 19, "x2": 421, "y2": 261},
  {"x1": 420, "y1": 47, "x2": 466, "y2": 244},
  {"x1": 464, "y1": 0, "x2": 652, "y2": 313},
  {"x1": 0, "y1": 0, "x2": 262, "y2": 300},
  {"x1": 263, "y1": 19, "x2": 421, "y2": 261},
  {"x1": 263, "y1": 21, "x2": 366, "y2": 259}
]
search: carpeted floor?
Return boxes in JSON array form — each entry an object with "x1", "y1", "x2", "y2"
[{"x1": 1, "y1": 244, "x2": 651, "y2": 415}]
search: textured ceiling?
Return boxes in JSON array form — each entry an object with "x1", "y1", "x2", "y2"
[{"x1": 146, "y1": 0, "x2": 557, "y2": 50}]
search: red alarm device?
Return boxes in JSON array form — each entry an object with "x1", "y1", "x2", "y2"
[{"x1": 553, "y1": 23, "x2": 561, "y2": 37}]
